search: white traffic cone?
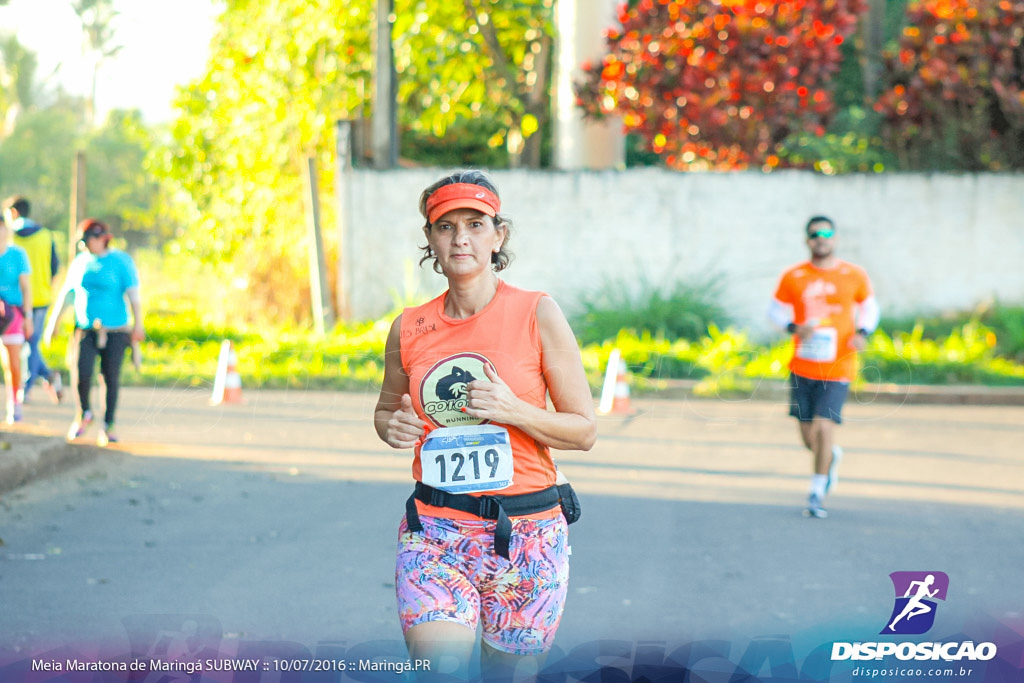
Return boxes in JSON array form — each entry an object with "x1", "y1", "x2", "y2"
[
  {"x1": 597, "y1": 348, "x2": 632, "y2": 415},
  {"x1": 211, "y1": 340, "x2": 244, "y2": 405}
]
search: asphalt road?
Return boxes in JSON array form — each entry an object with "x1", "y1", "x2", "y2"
[{"x1": 1, "y1": 386, "x2": 1022, "y2": 680}]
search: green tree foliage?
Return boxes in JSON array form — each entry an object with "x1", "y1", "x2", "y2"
[
  {"x1": 775, "y1": 105, "x2": 895, "y2": 173},
  {"x1": 159, "y1": 0, "x2": 375, "y2": 322},
  {"x1": 85, "y1": 110, "x2": 161, "y2": 244},
  {"x1": 874, "y1": 0, "x2": 1024, "y2": 170},
  {"x1": 0, "y1": 33, "x2": 39, "y2": 136},
  {"x1": 161, "y1": 0, "x2": 557, "y2": 323},
  {"x1": 774, "y1": 0, "x2": 910, "y2": 174},
  {"x1": 0, "y1": 100, "x2": 80, "y2": 230},
  {"x1": 575, "y1": 0, "x2": 865, "y2": 170},
  {"x1": 71, "y1": 0, "x2": 123, "y2": 127},
  {"x1": 0, "y1": 95, "x2": 162, "y2": 255},
  {"x1": 2, "y1": 8, "x2": 157, "y2": 249},
  {"x1": 394, "y1": 0, "x2": 555, "y2": 167}
]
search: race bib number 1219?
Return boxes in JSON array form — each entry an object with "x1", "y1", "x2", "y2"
[{"x1": 420, "y1": 425, "x2": 514, "y2": 494}]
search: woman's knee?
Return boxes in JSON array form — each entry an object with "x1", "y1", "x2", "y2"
[{"x1": 405, "y1": 621, "x2": 475, "y2": 680}]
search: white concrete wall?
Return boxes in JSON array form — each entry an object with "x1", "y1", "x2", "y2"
[{"x1": 344, "y1": 169, "x2": 1024, "y2": 337}]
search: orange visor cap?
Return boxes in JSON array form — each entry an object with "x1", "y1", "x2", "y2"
[{"x1": 425, "y1": 183, "x2": 501, "y2": 224}]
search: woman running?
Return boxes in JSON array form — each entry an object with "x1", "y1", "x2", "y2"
[{"x1": 374, "y1": 170, "x2": 596, "y2": 680}]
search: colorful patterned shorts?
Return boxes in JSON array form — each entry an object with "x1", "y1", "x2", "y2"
[
  {"x1": 1, "y1": 305, "x2": 25, "y2": 345},
  {"x1": 396, "y1": 513, "x2": 570, "y2": 656}
]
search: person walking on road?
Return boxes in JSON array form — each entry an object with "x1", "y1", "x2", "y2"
[
  {"x1": 373, "y1": 170, "x2": 595, "y2": 680},
  {"x1": 43, "y1": 219, "x2": 144, "y2": 446},
  {"x1": 0, "y1": 216, "x2": 33, "y2": 424},
  {"x1": 769, "y1": 216, "x2": 879, "y2": 519},
  {"x1": 3, "y1": 195, "x2": 62, "y2": 404}
]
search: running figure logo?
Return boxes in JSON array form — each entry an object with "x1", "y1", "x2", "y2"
[{"x1": 881, "y1": 571, "x2": 949, "y2": 635}]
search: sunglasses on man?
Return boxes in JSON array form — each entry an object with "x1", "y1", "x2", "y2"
[{"x1": 808, "y1": 229, "x2": 834, "y2": 239}]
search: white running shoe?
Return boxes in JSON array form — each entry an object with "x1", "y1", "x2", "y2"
[
  {"x1": 97, "y1": 424, "x2": 118, "y2": 447},
  {"x1": 804, "y1": 493, "x2": 828, "y2": 519},
  {"x1": 68, "y1": 411, "x2": 94, "y2": 440}
]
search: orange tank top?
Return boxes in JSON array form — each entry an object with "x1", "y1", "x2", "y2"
[{"x1": 400, "y1": 280, "x2": 558, "y2": 520}]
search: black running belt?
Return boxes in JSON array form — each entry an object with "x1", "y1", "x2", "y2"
[{"x1": 405, "y1": 482, "x2": 562, "y2": 559}]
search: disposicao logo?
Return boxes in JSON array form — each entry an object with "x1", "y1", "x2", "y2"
[
  {"x1": 830, "y1": 571, "x2": 998, "y2": 663},
  {"x1": 882, "y1": 571, "x2": 949, "y2": 635}
]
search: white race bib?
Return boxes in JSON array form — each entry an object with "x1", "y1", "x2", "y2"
[
  {"x1": 420, "y1": 425, "x2": 514, "y2": 494},
  {"x1": 797, "y1": 326, "x2": 838, "y2": 362}
]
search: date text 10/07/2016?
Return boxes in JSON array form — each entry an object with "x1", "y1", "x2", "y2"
[{"x1": 271, "y1": 658, "x2": 432, "y2": 674}]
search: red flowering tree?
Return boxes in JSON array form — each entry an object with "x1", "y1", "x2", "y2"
[
  {"x1": 576, "y1": 0, "x2": 865, "y2": 170},
  {"x1": 874, "y1": 0, "x2": 1024, "y2": 170}
]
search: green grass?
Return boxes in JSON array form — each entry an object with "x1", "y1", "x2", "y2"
[
  {"x1": 571, "y1": 275, "x2": 729, "y2": 346},
  {"x1": 36, "y1": 296, "x2": 1024, "y2": 399},
  {"x1": 879, "y1": 302, "x2": 1024, "y2": 362},
  {"x1": 40, "y1": 310, "x2": 391, "y2": 394},
  {"x1": 576, "y1": 319, "x2": 1024, "y2": 397}
]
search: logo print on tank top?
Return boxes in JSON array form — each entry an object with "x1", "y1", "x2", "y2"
[{"x1": 420, "y1": 352, "x2": 492, "y2": 427}]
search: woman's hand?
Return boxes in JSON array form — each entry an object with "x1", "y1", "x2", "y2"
[
  {"x1": 464, "y1": 362, "x2": 522, "y2": 425},
  {"x1": 22, "y1": 313, "x2": 33, "y2": 341},
  {"x1": 385, "y1": 393, "x2": 427, "y2": 449}
]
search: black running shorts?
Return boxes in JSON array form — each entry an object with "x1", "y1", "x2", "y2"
[{"x1": 788, "y1": 372, "x2": 850, "y2": 424}]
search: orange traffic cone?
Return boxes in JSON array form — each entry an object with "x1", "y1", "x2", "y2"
[
  {"x1": 598, "y1": 348, "x2": 632, "y2": 415},
  {"x1": 211, "y1": 340, "x2": 244, "y2": 405}
]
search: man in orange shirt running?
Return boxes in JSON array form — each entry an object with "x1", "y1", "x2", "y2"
[{"x1": 769, "y1": 216, "x2": 879, "y2": 518}]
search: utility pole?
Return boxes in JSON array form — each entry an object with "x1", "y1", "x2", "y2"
[
  {"x1": 68, "y1": 152, "x2": 87, "y2": 265},
  {"x1": 372, "y1": 0, "x2": 398, "y2": 168},
  {"x1": 861, "y1": 0, "x2": 887, "y2": 100},
  {"x1": 335, "y1": 120, "x2": 354, "y2": 322},
  {"x1": 303, "y1": 157, "x2": 333, "y2": 335}
]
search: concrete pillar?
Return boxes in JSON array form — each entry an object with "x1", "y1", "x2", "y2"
[{"x1": 553, "y1": 0, "x2": 625, "y2": 170}]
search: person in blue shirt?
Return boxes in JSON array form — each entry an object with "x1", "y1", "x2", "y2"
[
  {"x1": 3, "y1": 195, "x2": 62, "y2": 404},
  {"x1": 0, "y1": 216, "x2": 33, "y2": 423},
  {"x1": 44, "y1": 219, "x2": 144, "y2": 445}
]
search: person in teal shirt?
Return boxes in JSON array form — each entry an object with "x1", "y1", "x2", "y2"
[
  {"x1": 44, "y1": 219, "x2": 144, "y2": 445},
  {"x1": 0, "y1": 216, "x2": 33, "y2": 423}
]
